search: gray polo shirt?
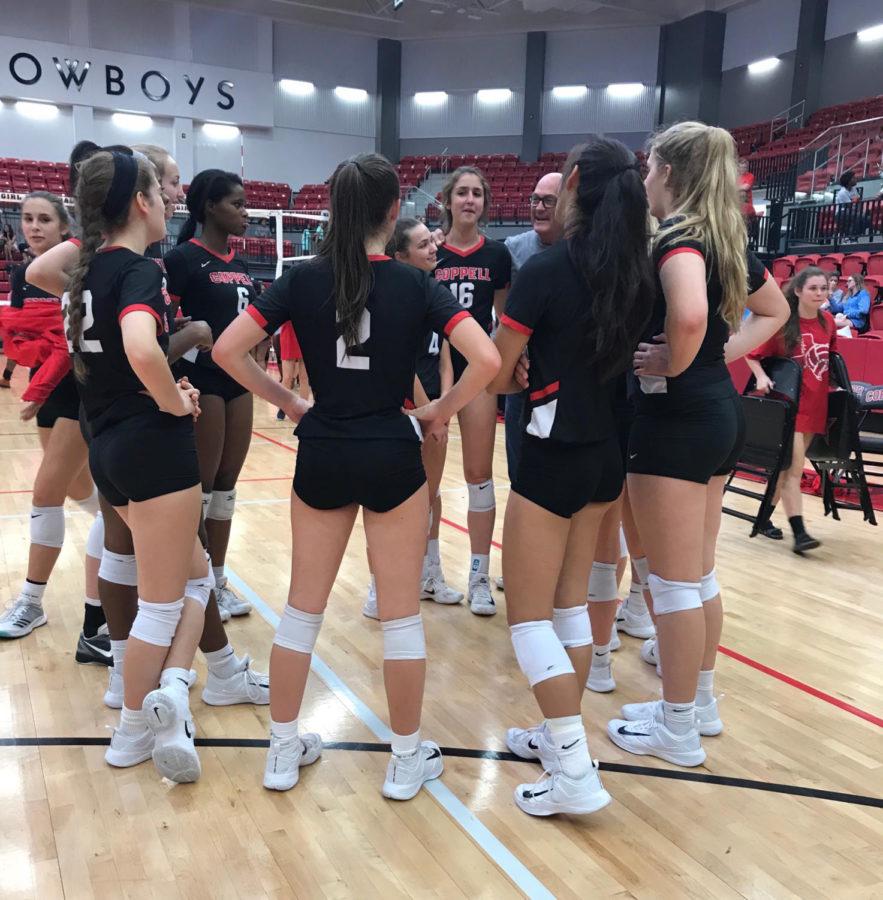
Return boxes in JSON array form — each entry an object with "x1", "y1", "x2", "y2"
[{"x1": 504, "y1": 229, "x2": 554, "y2": 278}]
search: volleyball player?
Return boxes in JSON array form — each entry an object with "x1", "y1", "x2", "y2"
[
  {"x1": 164, "y1": 169, "x2": 255, "y2": 619},
  {"x1": 364, "y1": 217, "x2": 462, "y2": 618},
  {"x1": 435, "y1": 168, "x2": 511, "y2": 615},
  {"x1": 213, "y1": 152, "x2": 499, "y2": 799},
  {"x1": 491, "y1": 138, "x2": 654, "y2": 816},
  {"x1": 608, "y1": 123, "x2": 788, "y2": 765},
  {"x1": 277, "y1": 321, "x2": 310, "y2": 420},
  {"x1": 0, "y1": 191, "x2": 107, "y2": 655}
]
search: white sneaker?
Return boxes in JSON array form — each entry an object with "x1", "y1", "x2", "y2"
[
  {"x1": 216, "y1": 583, "x2": 251, "y2": 617},
  {"x1": 217, "y1": 600, "x2": 231, "y2": 623},
  {"x1": 382, "y1": 740, "x2": 444, "y2": 800},
  {"x1": 514, "y1": 761, "x2": 611, "y2": 817},
  {"x1": 495, "y1": 576, "x2": 505, "y2": 591},
  {"x1": 640, "y1": 637, "x2": 662, "y2": 677},
  {"x1": 142, "y1": 686, "x2": 201, "y2": 783},
  {"x1": 505, "y1": 723, "x2": 558, "y2": 771},
  {"x1": 609, "y1": 618, "x2": 621, "y2": 652},
  {"x1": 420, "y1": 565, "x2": 464, "y2": 605},
  {"x1": 105, "y1": 726, "x2": 154, "y2": 768},
  {"x1": 263, "y1": 731, "x2": 323, "y2": 791},
  {"x1": 587, "y1": 661, "x2": 616, "y2": 693},
  {"x1": 104, "y1": 667, "x2": 197, "y2": 710},
  {"x1": 607, "y1": 715, "x2": 706, "y2": 767},
  {"x1": 362, "y1": 581, "x2": 379, "y2": 620},
  {"x1": 617, "y1": 600, "x2": 656, "y2": 639},
  {"x1": 0, "y1": 599, "x2": 47, "y2": 639},
  {"x1": 620, "y1": 697, "x2": 723, "y2": 737},
  {"x1": 468, "y1": 575, "x2": 496, "y2": 616},
  {"x1": 202, "y1": 655, "x2": 269, "y2": 706}
]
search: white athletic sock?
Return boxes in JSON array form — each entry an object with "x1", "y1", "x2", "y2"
[
  {"x1": 591, "y1": 643, "x2": 611, "y2": 669},
  {"x1": 391, "y1": 729, "x2": 421, "y2": 757},
  {"x1": 663, "y1": 701, "x2": 695, "y2": 736},
  {"x1": 204, "y1": 643, "x2": 241, "y2": 679},
  {"x1": 84, "y1": 595, "x2": 101, "y2": 607},
  {"x1": 119, "y1": 705, "x2": 147, "y2": 735},
  {"x1": 627, "y1": 582, "x2": 648, "y2": 615},
  {"x1": 427, "y1": 539, "x2": 440, "y2": 565},
  {"x1": 469, "y1": 554, "x2": 489, "y2": 579},
  {"x1": 546, "y1": 714, "x2": 591, "y2": 779},
  {"x1": 110, "y1": 639, "x2": 127, "y2": 671},
  {"x1": 696, "y1": 670, "x2": 715, "y2": 707},
  {"x1": 212, "y1": 566, "x2": 226, "y2": 589},
  {"x1": 270, "y1": 718, "x2": 299, "y2": 741},
  {"x1": 160, "y1": 667, "x2": 192, "y2": 700},
  {"x1": 18, "y1": 580, "x2": 46, "y2": 607}
]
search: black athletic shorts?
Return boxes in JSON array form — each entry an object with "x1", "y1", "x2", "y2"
[
  {"x1": 89, "y1": 410, "x2": 200, "y2": 506},
  {"x1": 512, "y1": 433, "x2": 623, "y2": 518},
  {"x1": 176, "y1": 360, "x2": 248, "y2": 402},
  {"x1": 294, "y1": 437, "x2": 426, "y2": 513},
  {"x1": 31, "y1": 370, "x2": 80, "y2": 429},
  {"x1": 627, "y1": 392, "x2": 746, "y2": 484}
]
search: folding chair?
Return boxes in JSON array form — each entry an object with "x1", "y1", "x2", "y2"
[{"x1": 723, "y1": 357, "x2": 802, "y2": 535}]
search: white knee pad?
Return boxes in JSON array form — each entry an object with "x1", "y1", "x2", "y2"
[
  {"x1": 510, "y1": 620, "x2": 575, "y2": 687},
  {"x1": 75, "y1": 486, "x2": 100, "y2": 517},
  {"x1": 632, "y1": 556, "x2": 650, "y2": 587},
  {"x1": 619, "y1": 525, "x2": 628, "y2": 559},
  {"x1": 467, "y1": 480, "x2": 495, "y2": 512},
  {"x1": 201, "y1": 492, "x2": 212, "y2": 520},
  {"x1": 552, "y1": 604, "x2": 591, "y2": 648},
  {"x1": 588, "y1": 562, "x2": 619, "y2": 602},
  {"x1": 30, "y1": 505, "x2": 65, "y2": 549},
  {"x1": 99, "y1": 551, "x2": 138, "y2": 587},
  {"x1": 382, "y1": 613, "x2": 426, "y2": 660},
  {"x1": 185, "y1": 575, "x2": 213, "y2": 610},
  {"x1": 700, "y1": 570, "x2": 721, "y2": 603},
  {"x1": 207, "y1": 489, "x2": 236, "y2": 521},
  {"x1": 273, "y1": 605, "x2": 323, "y2": 654},
  {"x1": 85, "y1": 512, "x2": 105, "y2": 560},
  {"x1": 648, "y1": 574, "x2": 702, "y2": 616},
  {"x1": 129, "y1": 597, "x2": 184, "y2": 647}
]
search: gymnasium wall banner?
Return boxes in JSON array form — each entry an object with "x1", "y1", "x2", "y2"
[{"x1": 0, "y1": 36, "x2": 274, "y2": 127}]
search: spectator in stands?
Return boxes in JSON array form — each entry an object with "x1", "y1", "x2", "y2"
[
  {"x1": 502, "y1": 172, "x2": 563, "y2": 481},
  {"x1": 824, "y1": 273, "x2": 843, "y2": 309},
  {"x1": 834, "y1": 170, "x2": 869, "y2": 240},
  {"x1": 300, "y1": 226, "x2": 311, "y2": 255},
  {"x1": 738, "y1": 159, "x2": 759, "y2": 244},
  {"x1": 828, "y1": 273, "x2": 871, "y2": 331},
  {"x1": 834, "y1": 170, "x2": 860, "y2": 205},
  {"x1": 1, "y1": 223, "x2": 14, "y2": 261}
]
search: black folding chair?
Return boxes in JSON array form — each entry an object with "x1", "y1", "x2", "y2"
[
  {"x1": 806, "y1": 352, "x2": 878, "y2": 525},
  {"x1": 723, "y1": 357, "x2": 802, "y2": 536}
]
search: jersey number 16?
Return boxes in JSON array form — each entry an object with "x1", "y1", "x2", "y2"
[{"x1": 449, "y1": 282, "x2": 474, "y2": 309}]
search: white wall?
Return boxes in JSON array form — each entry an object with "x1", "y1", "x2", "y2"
[
  {"x1": 0, "y1": 102, "x2": 76, "y2": 159},
  {"x1": 91, "y1": 109, "x2": 175, "y2": 153},
  {"x1": 542, "y1": 86, "x2": 655, "y2": 136},
  {"x1": 545, "y1": 26, "x2": 659, "y2": 87},
  {"x1": 722, "y1": 0, "x2": 800, "y2": 71},
  {"x1": 825, "y1": 0, "x2": 883, "y2": 40}
]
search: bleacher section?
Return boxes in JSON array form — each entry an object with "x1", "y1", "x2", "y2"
[
  {"x1": 769, "y1": 252, "x2": 883, "y2": 310},
  {"x1": 0, "y1": 159, "x2": 70, "y2": 195}
]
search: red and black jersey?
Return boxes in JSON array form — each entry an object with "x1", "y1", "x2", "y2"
[
  {"x1": 248, "y1": 254, "x2": 469, "y2": 441},
  {"x1": 503, "y1": 240, "x2": 615, "y2": 445},
  {"x1": 415, "y1": 329, "x2": 444, "y2": 399},
  {"x1": 63, "y1": 246, "x2": 172, "y2": 435},
  {"x1": 163, "y1": 239, "x2": 257, "y2": 368},
  {"x1": 646, "y1": 221, "x2": 769, "y2": 401},
  {"x1": 9, "y1": 263, "x2": 61, "y2": 311}
]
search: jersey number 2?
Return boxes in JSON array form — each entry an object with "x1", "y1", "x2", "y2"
[
  {"x1": 449, "y1": 282, "x2": 474, "y2": 308},
  {"x1": 336, "y1": 309, "x2": 370, "y2": 370},
  {"x1": 61, "y1": 290, "x2": 103, "y2": 353}
]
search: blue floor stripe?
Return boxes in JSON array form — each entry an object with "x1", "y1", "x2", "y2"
[{"x1": 225, "y1": 567, "x2": 555, "y2": 900}]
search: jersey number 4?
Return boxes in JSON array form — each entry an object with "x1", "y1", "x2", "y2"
[
  {"x1": 336, "y1": 309, "x2": 371, "y2": 370},
  {"x1": 449, "y1": 282, "x2": 474, "y2": 309},
  {"x1": 61, "y1": 290, "x2": 103, "y2": 353}
]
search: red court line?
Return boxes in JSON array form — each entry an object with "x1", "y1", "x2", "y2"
[
  {"x1": 252, "y1": 429, "x2": 298, "y2": 453},
  {"x1": 0, "y1": 489, "x2": 33, "y2": 495},
  {"x1": 256, "y1": 432, "x2": 882, "y2": 729},
  {"x1": 239, "y1": 477, "x2": 291, "y2": 483}
]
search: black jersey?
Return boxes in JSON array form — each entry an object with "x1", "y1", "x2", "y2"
[
  {"x1": 63, "y1": 247, "x2": 172, "y2": 434},
  {"x1": 248, "y1": 254, "x2": 468, "y2": 441},
  {"x1": 163, "y1": 239, "x2": 257, "y2": 368},
  {"x1": 434, "y1": 236, "x2": 511, "y2": 333},
  {"x1": 503, "y1": 240, "x2": 615, "y2": 445},
  {"x1": 9, "y1": 263, "x2": 59, "y2": 309},
  {"x1": 415, "y1": 329, "x2": 443, "y2": 399},
  {"x1": 643, "y1": 221, "x2": 769, "y2": 402}
]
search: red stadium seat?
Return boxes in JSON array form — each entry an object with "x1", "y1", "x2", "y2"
[
  {"x1": 794, "y1": 254, "x2": 820, "y2": 272},
  {"x1": 868, "y1": 254, "x2": 883, "y2": 278},
  {"x1": 772, "y1": 256, "x2": 796, "y2": 279},
  {"x1": 842, "y1": 252, "x2": 869, "y2": 276}
]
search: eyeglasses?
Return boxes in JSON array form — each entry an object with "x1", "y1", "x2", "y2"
[{"x1": 529, "y1": 194, "x2": 558, "y2": 209}]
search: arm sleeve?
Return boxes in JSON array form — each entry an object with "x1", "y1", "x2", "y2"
[
  {"x1": 162, "y1": 247, "x2": 188, "y2": 304},
  {"x1": 747, "y1": 251, "x2": 770, "y2": 294},
  {"x1": 424, "y1": 275, "x2": 472, "y2": 337},
  {"x1": 246, "y1": 268, "x2": 295, "y2": 334},
  {"x1": 855, "y1": 290, "x2": 871, "y2": 317},
  {"x1": 501, "y1": 257, "x2": 547, "y2": 336},
  {"x1": 20, "y1": 342, "x2": 71, "y2": 403},
  {"x1": 117, "y1": 258, "x2": 166, "y2": 332},
  {"x1": 828, "y1": 296, "x2": 843, "y2": 314},
  {"x1": 654, "y1": 232, "x2": 705, "y2": 271},
  {"x1": 493, "y1": 243, "x2": 512, "y2": 290}
]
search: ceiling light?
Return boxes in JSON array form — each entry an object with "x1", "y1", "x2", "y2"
[
  {"x1": 280, "y1": 79, "x2": 314, "y2": 96},
  {"x1": 747, "y1": 57, "x2": 779, "y2": 74},
  {"x1": 16, "y1": 101, "x2": 58, "y2": 120},
  {"x1": 112, "y1": 112, "x2": 152, "y2": 131},
  {"x1": 857, "y1": 23, "x2": 883, "y2": 42},
  {"x1": 606, "y1": 82, "x2": 644, "y2": 98},
  {"x1": 552, "y1": 85, "x2": 587, "y2": 99},
  {"x1": 415, "y1": 91, "x2": 447, "y2": 106},
  {"x1": 429, "y1": 8, "x2": 443, "y2": 12},
  {"x1": 477, "y1": 88, "x2": 511, "y2": 103},
  {"x1": 335, "y1": 86, "x2": 368, "y2": 102},
  {"x1": 202, "y1": 122, "x2": 240, "y2": 139}
]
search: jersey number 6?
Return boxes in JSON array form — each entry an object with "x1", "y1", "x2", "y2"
[
  {"x1": 336, "y1": 308, "x2": 370, "y2": 370},
  {"x1": 236, "y1": 286, "x2": 250, "y2": 314},
  {"x1": 61, "y1": 290, "x2": 103, "y2": 353}
]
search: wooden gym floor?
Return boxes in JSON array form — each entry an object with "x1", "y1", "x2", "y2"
[{"x1": 0, "y1": 371, "x2": 880, "y2": 899}]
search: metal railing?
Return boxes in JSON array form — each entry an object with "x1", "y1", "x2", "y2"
[
  {"x1": 770, "y1": 99, "x2": 806, "y2": 143},
  {"x1": 783, "y1": 193, "x2": 883, "y2": 253}
]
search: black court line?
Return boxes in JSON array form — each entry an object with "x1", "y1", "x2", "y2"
[{"x1": 3, "y1": 736, "x2": 881, "y2": 809}]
